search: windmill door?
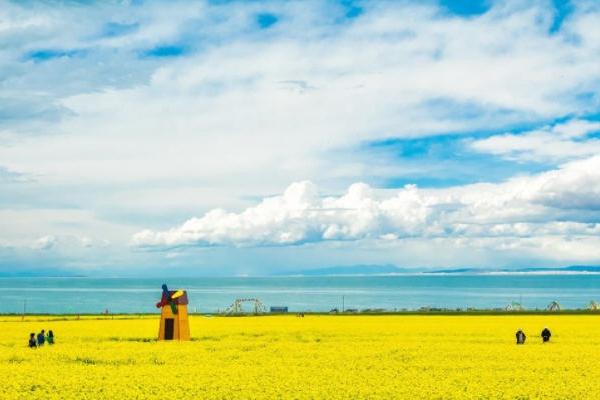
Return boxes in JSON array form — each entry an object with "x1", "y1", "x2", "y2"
[{"x1": 164, "y1": 318, "x2": 174, "y2": 340}]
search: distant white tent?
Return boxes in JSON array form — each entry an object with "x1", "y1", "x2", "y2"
[{"x1": 506, "y1": 301, "x2": 525, "y2": 311}]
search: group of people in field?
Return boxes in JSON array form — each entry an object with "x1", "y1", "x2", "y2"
[
  {"x1": 23, "y1": 326, "x2": 552, "y2": 347},
  {"x1": 28, "y1": 329, "x2": 54, "y2": 348},
  {"x1": 515, "y1": 327, "x2": 551, "y2": 344}
]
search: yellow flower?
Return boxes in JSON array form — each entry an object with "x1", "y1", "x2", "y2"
[{"x1": 0, "y1": 315, "x2": 598, "y2": 399}]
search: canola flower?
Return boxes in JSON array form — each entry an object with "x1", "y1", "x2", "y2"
[{"x1": 0, "y1": 315, "x2": 599, "y2": 399}]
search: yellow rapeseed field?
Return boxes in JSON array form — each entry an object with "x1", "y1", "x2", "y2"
[{"x1": 0, "y1": 315, "x2": 598, "y2": 399}]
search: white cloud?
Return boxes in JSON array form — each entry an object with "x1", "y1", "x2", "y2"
[
  {"x1": 2, "y1": 1, "x2": 600, "y2": 269},
  {"x1": 29, "y1": 234, "x2": 109, "y2": 251},
  {"x1": 552, "y1": 119, "x2": 600, "y2": 138},
  {"x1": 3, "y1": 2, "x2": 600, "y2": 177},
  {"x1": 1, "y1": 1, "x2": 600, "y2": 218},
  {"x1": 470, "y1": 119, "x2": 600, "y2": 162},
  {"x1": 32, "y1": 235, "x2": 56, "y2": 250},
  {"x1": 133, "y1": 155, "x2": 600, "y2": 249}
]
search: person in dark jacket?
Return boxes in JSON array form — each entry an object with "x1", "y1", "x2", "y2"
[
  {"x1": 47, "y1": 330, "x2": 54, "y2": 345},
  {"x1": 28, "y1": 333, "x2": 37, "y2": 348},
  {"x1": 516, "y1": 329, "x2": 526, "y2": 344},
  {"x1": 541, "y1": 327, "x2": 551, "y2": 342},
  {"x1": 37, "y1": 329, "x2": 45, "y2": 346}
]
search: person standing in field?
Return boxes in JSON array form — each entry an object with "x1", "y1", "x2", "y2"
[
  {"x1": 46, "y1": 330, "x2": 54, "y2": 345},
  {"x1": 28, "y1": 333, "x2": 36, "y2": 348},
  {"x1": 541, "y1": 327, "x2": 551, "y2": 343},
  {"x1": 516, "y1": 329, "x2": 526, "y2": 344},
  {"x1": 37, "y1": 329, "x2": 45, "y2": 346}
]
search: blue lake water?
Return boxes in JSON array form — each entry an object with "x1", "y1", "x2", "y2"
[{"x1": 0, "y1": 275, "x2": 599, "y2": 314}]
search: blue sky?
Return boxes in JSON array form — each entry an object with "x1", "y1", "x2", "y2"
[{"x1": 2, "y1": 0, "x2": 600, "y2": 276}]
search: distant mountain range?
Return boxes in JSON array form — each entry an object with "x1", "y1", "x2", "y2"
[
  {"x1": 428, "y1": 265, "x2": 600, "y2": 274},
  {"x1": 0, "y1": 268, "x2": 82, "y2": 278},
  {"x1": 280, "y1": 265, "x2": 600, "y2": 276},
  {"x1": 282, "y1": 264, "x2": 410, "y2": 276},
  {"x1": 3, "y1": 265, "x2": 600, "y2": 278}
]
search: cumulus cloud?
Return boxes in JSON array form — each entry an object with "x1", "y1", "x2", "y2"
[
  {"x1": 133, "y1": 155, "x2": 600, "y2": 249},
  {"x1": 32, "y1": 235, "x2": 56, "y2": 250},
  {"x1": 470, "y1": 119, "x2": 600, "y2": 162},
  {"x1": 28, "y1": 234, "x2": 109, "y2": 252}
]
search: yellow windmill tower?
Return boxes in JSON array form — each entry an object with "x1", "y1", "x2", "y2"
[{"x1": 156, "y1": 284, "x2": 190, "y2": 341}]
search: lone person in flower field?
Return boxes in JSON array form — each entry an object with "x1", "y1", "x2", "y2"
[
  {"x1": 541, "y1": 327, "x2": 551, "y2": 343},
  {"x1": 37, "y1": 329, "x2": 45, "y2": 346},
  {"x1": 28, "y1": 333, "x2": 36, "y2": 348},
  {"x1": 516, "y1": 329, "x2": 526, "y2": 344}
]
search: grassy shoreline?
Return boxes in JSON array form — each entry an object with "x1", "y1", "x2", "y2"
[{"x1": 1, "y1": 309, "x2": 599, "y2": 320}]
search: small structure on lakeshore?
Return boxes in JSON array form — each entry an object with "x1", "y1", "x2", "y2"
[
  {"x1": 546, "y1": 301, "x2": 561, "y2": 311},
  {"x1": 225, "y1": 298, "x2": 267, "y2": 314},
  {"x1": 156, "y1": 284, "x2": 190, "y2": 341},
  {"x1": 505, "y1": 301, "x2": 525, "y2": 311}
]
